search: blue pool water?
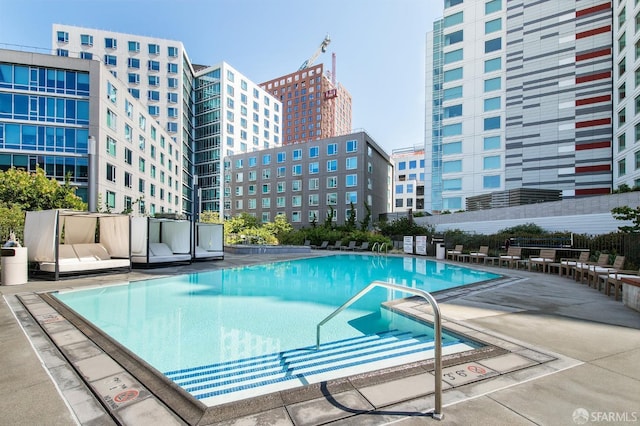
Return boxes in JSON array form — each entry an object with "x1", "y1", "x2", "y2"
[{"x1": 55, "y1": 254, "x2": 500, "y2": 404}]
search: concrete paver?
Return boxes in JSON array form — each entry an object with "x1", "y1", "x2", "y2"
[{"x1": 1, "y1": 252, "x2": 639, "y2": 425}]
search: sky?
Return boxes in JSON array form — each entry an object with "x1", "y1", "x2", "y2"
[{"x1": 0, "y1": 0, "x2": 442, "y2": 154}]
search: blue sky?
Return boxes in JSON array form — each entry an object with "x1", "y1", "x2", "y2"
[{"x1": 0, "y1": 0, "x2": 442, "y2": 153}]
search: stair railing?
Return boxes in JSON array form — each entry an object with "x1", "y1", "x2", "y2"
[{"x1": 315, "y1": 280, "x2": 444, "y2": 420}]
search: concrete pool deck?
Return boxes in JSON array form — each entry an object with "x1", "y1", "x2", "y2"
[{"x1": 1, "y1": 251, "x2": 639, "y2": 425}]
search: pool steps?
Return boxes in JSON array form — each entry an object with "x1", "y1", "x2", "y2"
[{"x1": 164, "y1": 329, "x2": 469, "y2": 401}]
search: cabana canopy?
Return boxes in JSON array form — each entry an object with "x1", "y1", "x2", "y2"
[
  {"x1": 24, "y1": 209, "x2": 131, "y2": 280},
  {"x1": 193, "y1": 222, "x2": 224, "y2": 260},
  {"x1": 131, "y1": 216, "x2": 192, "y2": 266}
]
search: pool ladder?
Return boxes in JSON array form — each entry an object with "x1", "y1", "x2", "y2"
[
  {"x1": 371, "y1": 242, "x2": 388, "y2": 255},
  {"x1": 315, "y1": 280, "x2": 444, "y2": 420}
]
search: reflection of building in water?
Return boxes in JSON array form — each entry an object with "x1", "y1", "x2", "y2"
[{"x1": 220, "y1": 327, "x2": 281, "y2": 361}]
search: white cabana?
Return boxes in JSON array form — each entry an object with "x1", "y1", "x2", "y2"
[
  {"x1": 193, "y1": 222, "x2": 224, "y2": 260},
  {"x1": 24, "y1": 209, "x2": 131, "y2": 280},
  {"x1": 130, "y1": 217, "x2": 192, "y2": 266}
]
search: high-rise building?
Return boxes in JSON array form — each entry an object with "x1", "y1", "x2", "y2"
[
  {"x1": 391, "y1": 146, "x2": 426, "y2": 213},
  {"x1": 425, "y1": 0, "x2": 614, "y2": 212},
  {"x1": 51, "y1": 25, "x2": 281, "y2": 217},
  {"x1": 0, "y1": 48, "x2": 181, "y2": 215},
  {"x1": 260, "y1": 63, "x2": 352, "y2": 145},
  {"x1": 223, "y1": 131, "x2": 392, "y2": 227}
]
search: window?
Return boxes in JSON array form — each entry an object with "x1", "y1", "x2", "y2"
[
  {"x1": 292, "y1": 164, "x2": 302, "y2": 176},
  {"x1": 636, "y1": 150, "x2": 640, "y2": 170},
  {"x1": 309, "y1": 162, "x2": 319, "y2": 174},
  {"x1": 292, "y1": 180, "x2": 302, "y2": 191},
  {"x1": 81, "y1": 34, "x2": 94, "y2": 46},
  {"x1": 484, "y1": 116, "x2": 501, "y2": 130},
  {"x1": 262, "y1": 198, "x2": 271, "y2": 209},
  {"x1": 148, "y1": 60, "x2": 160, "y2": 71},
  {"x1": 128, "y1": 73, "x2": 140, "y2": 84},
  {"x1": 106, "y1": 164, "x2": 116, "y2": 182},
  {"x1": 262, "y1": 168, "x2": 271, "y2": 179},
  {"x1": 619, "y1": 32, "x2": 627, "y2": 52},
  {"x1": 168, "y1": 46, "x2": 178, "y2": 57},
  {"x1": 148, "y1": 75, "x2": 160, "y2": 86},
  {"x1": 346, "y1": 139, "x2": 358, "y2": 152},
  {"x1": 618, "y1": 158, "x2": 626, "y2": 176},
  {"x1": 443, "y1": 141, "x2": 462, "y2": 155},
  {"x1": 619, "y1": 6, "x2": 627, "y2": 29},
  {"x1": 483, "y1": 175, "x2": 501, "y2": 188},
  {"x1": 57, "y1": 31, "x2": 69, "y2": 43},
  {"x1": 443, "y1": 123, "x2": 462, "y2": 136},
  {"x1": 445, "y1": 0, "x2": 463, "y2": 7},
  {"x1": 148, "y1": 105, "x2": 159, "y2": 116},
  {"x1": 327, "y1": 159, "x2": 337, "y2": 171},
  {"x1": 168, "y1": 63, "x2": 178, "y2": 74},
  {"x1": 168, "y1": 107, "x2": 178, "y2": 118},
  {"x1": 128, "y1": 41, "x2": 140, "y2": 52},
  {"x1": 444, "y1": 86, "x2": 463, "y2": 100},
  {"x1": 485, "y1": 38, "x2": 501, "y2": 53},
  {"x1": 443, "y1": 11, "x2": 463, "y2": 27},
  {"x1": 485, "y1": 0, "x2": 501, "y2": 14},
  {"x1": 484, "y1": 136, "x2": 500, "y2": 150},
  {"x1": 167, "y1": 93, "x2": 178, "y2": 103},
  {"x1": 124, "y1": 148, "x2": 132, "y2": 165},
  {"x1": 309, "y1": 146, "x2": 319, "y2": 157},
  {"x1": 484, "y1": 77, "x2": 501, "y2": 92},
  {"x1": 292, "y1": 195, "x2": 302, "y2": 207},
  {"x1": 139, "y1": 158, "x2": 146, "y2": 173},
  {"x1": 444, "y1": 67, "x2": 463, "y2": 82},
  {"x1": 327, "y1": 176, "x2": 337, "y2": 188},
  {"x1": 346, "y1": 157, "x2": 357, "y2": 170},
  {"x1": 309, "y1": 194, "x2": 319, "y2": 206},
  {"x1": 484, "y1": 96, "x2": 500, "y2": 111},
  {"x1": 444, "y1": 49, "x2": 463, "y2": 64},
  {"x1": 105, "y1": 38, "x2": 117, "y2": 49},
  {"x1": 106, "y1": 136, "x2": 116, "y2": 157},
  {"x1": 106, "y1": 191, "x2": 116, "y2": 209},
  {"x1": 484, "y1": 57, "x2": 501, "y2": 72},
  {"x1": 346, "y1": 192, "x2": 357, "y2": 204},
  {"x1": 104, "y1": 55, "x2": 117, "y2": 66},
  {"x1": 293, "y1": 149, "x2": 302, "y2": 160},
  {"x1": 485, "y1": 18, "x2": 501, "y2": 33},
  {"x1": 635, "y1": 123, "x2": 640, "y2": 142},
  {"x1": 80, "y1": 52, "x2": 93, "y2": 60},
  {"x1": 124, "y1": 172, "x2": 132, "y2": 188},
  {"x1": 106, "y1": 109, "x2": 117, "y2": 130},
  {"x1": 635, "y1": 94, "x2": 640, "y2": 114},
  {"x1": 277, "y1": 152, "x2": 286, "y2": 163},
  {"x1": 443, "y1": 160, "x2": 462, "y2": 173},
  {"x1": 262, "y1": 154, "x2": 271, "y2": 165},
  {"x1": 277, "y1": 182, "x2": 286, "y2": 193},
  {"x1": 128, "y1": 58, "x2": 140, "y2": 69},
  {"x1": 618, "y1": 133, "x2": 626, "y2": 152},
  {"x1": 56, "y1": 49, "x2": 69, "y2": 57},
  {"x1": 619, "y1": 107, "x2": 626, "y2": 125},
  {"x1": 619, "y1": 58, "x2": 627, "y2": 76},
  {"x1": 262, "y1": 183, "x2": 271, "y2": 194},
  {"x1": 483, "y1": 155, "x2": 501, "y2": 170},
  {"x1": 444, "y1": 104, "x2": 462, "y2": 118},
  {"x1": 444, "y1": 30, "x2": 463, "y2": 46},
  {"x1": 148, "y1": 43, "x2": 160, "y2": 55},
  {"x1": 443, "y1": 179, "x2": 462, "y2": 190},
  {"x1": 396, "y1": 184, "x2": 404, "y2": 194}
]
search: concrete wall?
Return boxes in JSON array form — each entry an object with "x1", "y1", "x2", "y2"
[{"x1": 415, "y1": 193, "x2": 639, "y2": 235}]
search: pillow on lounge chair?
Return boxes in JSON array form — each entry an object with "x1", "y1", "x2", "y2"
[
  {"x1": 149, "y1": 243, "x2": 174, "y2": 256},
  {"x1": 73, "y1": 243, "x2": 111, "y2": 261}
]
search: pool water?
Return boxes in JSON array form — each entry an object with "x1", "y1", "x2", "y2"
[{"x1": 55, "y1": 254, "x2": 499, "y2": 405}]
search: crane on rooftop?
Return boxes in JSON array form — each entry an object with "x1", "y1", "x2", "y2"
[{"x1": 298, "y1": 34, "x2": 331, "y2": 71}]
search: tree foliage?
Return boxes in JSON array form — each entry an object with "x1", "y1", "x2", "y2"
[{"x1": 611, "y1": 206, "x2": 640, "y2": 233}]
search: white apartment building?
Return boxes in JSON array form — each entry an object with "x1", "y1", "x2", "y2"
[{"x1": 391, "y1": 146, "x2": 426, "y2": 213}]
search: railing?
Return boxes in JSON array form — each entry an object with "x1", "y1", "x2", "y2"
[
  {"x1": 371, "y1": 242, "x2": 388, "y2": 254},
  {"x1": 315, "y1": 281, "x2": 444, "y2": 420}
]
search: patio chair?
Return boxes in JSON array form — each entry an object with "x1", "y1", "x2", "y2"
[
  {"x1": 303, "y1": 240, "x2": 311, "y2": 247},
  {"x1": 327, "y1": 240, "x2": 343, "y2": 250},
  {"x1": 586, "y1": 255, "x2": 625, "y2": 289},
  {"x1": 447, "y1": 245, "x2": 463, "y2": 261},
  {"x1": 528, "y1": 249, "x2": 556, "y2": 273},
  {"x1": 355, "y1": 241, "x2": 370, "y2": 251},
  {"x1": 574, "y1": 253, "x2": 609, "y2": 283},
  {"x1": 558, "y1": 251, "x2": 590, "y2": 278},
  {"x1": 340, "y1": 241, "x2": 358, "y2": 251},
  {"x1": 311, "y1": 241, "x2": 329, "y2": 250},
  {"x1": 602, "y1": 268, "x2": 640, "y2": 300},
  {"x1": 498, "y1": 247, "x2": 522, "y2": 268},
  {"x1": 468, "y1": 246, "x2": 489, "y2": 263}
]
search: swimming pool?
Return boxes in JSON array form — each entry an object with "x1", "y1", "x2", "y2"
[{"x1": 55, "y1": 254, "x2": 500, "y2": 405}]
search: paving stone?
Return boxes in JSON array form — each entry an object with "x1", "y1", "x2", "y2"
[
  {"x1": 75, "y1": 353, "x2": 125, "y2": 382},
  {"x1": 358, "y1": 372, "x2": 450, "y2": 408},
  {"x1": 49, "y1": 328, "x2": 88, "y2": 347},
  {"x1": 477, "y1": 353, "x2": 537, "y2": 373},
  {"x1": 117, "y1": 398, "x2": 184, "y2": 426},
  {"x1": 438, "y1": 362, "x2": 498, "y2": 387},
  {"x1": 215, "y1": 407, "x2": 293, "y2": 426},
  {"x1": 286, "y1": 390, "x2": 373, "y2": 426},
  {"x1": 91, "y1": 372, "x2": 150, "y2": 411}
]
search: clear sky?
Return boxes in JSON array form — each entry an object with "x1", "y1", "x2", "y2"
[{"x1": 0, "y1": 0, "x2": 442, "y2": 154}]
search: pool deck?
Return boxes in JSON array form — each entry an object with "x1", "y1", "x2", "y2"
[{"x1": 1, "y1": 251, "x2": 639, "y2": 425}]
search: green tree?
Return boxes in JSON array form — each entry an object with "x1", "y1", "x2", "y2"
[
  {"x1": 611, "y1": 206, "x2": 640, "y2": 233},
  {"x1": 263, "y1": 213, "x2": 293, "y2": 243},
  {"x1": 359, "y1": 202, "x2": 372, "y2": 231},
  {"x1": 346, "y1": 202, "x2": 357, "y2": 230},
  {"x1": 200, "y1": 210, "x2": 222, "y2": 223}
]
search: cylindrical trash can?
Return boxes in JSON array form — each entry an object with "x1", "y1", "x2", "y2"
[
  {"x1": 1, "y1": 247, "x2": 28, "y2": 285},
  {"x1": 436, "y1": 243, "x2": 446, "y2": 260}
]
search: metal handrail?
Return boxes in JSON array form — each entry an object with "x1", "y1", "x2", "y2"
[
  {"x1": 315, "y1": 281, "x2": 444, "y2": 420},
  {"x1": 371, "y1": 242, "x2": 379, "y2": 252}
]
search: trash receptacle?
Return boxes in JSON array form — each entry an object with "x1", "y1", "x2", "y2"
[
  {"x1": 1, "y1": 247, "x2": 28, "y2": 285},
  {"x1": 436, "y1": 243, "x2": 445, "y2": 260}
]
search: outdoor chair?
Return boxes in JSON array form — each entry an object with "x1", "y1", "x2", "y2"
[
  {"x1": 327, "y1": 240, "x2": 343, "y2": 250},
  {"x1": 586, "y1": 255, "x2": 625, "y2": 289},
  {"x1": 574, "y1": 253, "x2": 610, "y2": 284},
  {"x1": 559, "y1": 251, "x2": 590, "y2": 278},
  {"x1": 311, "y1": 241, "x2": 329, "y2": 250},
  {"x1": 340, "y1": 241, "x2": 358, "y2": 251},
  {"x1": 499, "y1": 247, "x2": 522, "y2": 268},
  {"x1": 447, "y1": 245, "x2": 463, "y2": 261},
  {"x1": 529, "y1": 249, "x2": 557, "y2": 273},
  {"x1": 355, "y1": 241, "x2": 370, "y2": 251},
  {"x1": 601, "y1": 268, "x2": 640, "y2": 300},
  {"x1": 468, "y1": 246, "x2": 489, "y2": 263}
]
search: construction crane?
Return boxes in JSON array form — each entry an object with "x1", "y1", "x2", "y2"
[{"x1": 298, "y1": 34, "x2": 331, "y2": 71}]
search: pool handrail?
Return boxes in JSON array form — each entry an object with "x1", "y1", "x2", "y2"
[
  {"x1": 315, "y1": 280, "x2": 444, "y2": 420},
  {"x1": 371, "y1": 242, "x2": 388, "y2": 254}
]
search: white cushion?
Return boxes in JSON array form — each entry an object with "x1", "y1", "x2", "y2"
[
  {"x1": 73, "y1": 243, "x2": 111, "y2": 261},
  {"x1": 149, "y1": 243, "x2": 174, "y2": 256}
]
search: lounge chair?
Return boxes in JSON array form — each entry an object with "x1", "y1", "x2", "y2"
[
  {"x1": 602, "y1": 268, "x2": 640, "y2": 300},
  {"x1": 303, "y1": 240, "x2": 311, "y2": 247},
  {"x1": 355, "y1": 241, "x2": 370, "y2": 251},
  {"x1": 574, "y1": 253, "x2": 610, "y2": 283},
  {"x1": 528, "y1": 249, "x2": 556, "y2": 273},
  {"x1": 559, "y1": 251, "x2": 590, "y2": 278},
  {"x1": 327, "y1": 240, "x2": 343, "y2": 250},
  {"x1": 469, "y1": 246, "x2": 489, "y2": 263},
  {"x1": 499, "y1": 247, "x2": 522, "y2": 268},
  {"x1": 586, "y1": 255, "x2": 625, "y2": 289},
  {"x1": 447, "y1": 245, "x2": 463, "y2": 261},
  {"x1": 311, "y1": 241, "x2": 329, "y2": 250},
  {"x1": 340, "y1": 241, "x2": 357, "y2": 251}
]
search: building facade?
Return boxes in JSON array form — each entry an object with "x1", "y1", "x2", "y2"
[
  {"x1": 425, "y1": 0, "x2": 614, "y2": 212},
  {"x1": 223, "y1": 131, "x2": 392, "y2": 227},
  {"x1": 0, "y1": 48, "x2": 181, "y2": 215},
  {"x1": 260, "y1": 64, "x2": 352, "y2": 145},
  {"x1": 391, "y1": 146, "x2": 426, "y2": 213}
]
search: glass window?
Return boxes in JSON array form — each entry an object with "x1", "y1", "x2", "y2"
[
  {"x1": 444, "y1": 49, "x2": 463, "y2": 65},
  {"x1": 443, "y1": 178, "x2": 462, "y2": 190},
  {"x1": 104, "y1": 55, "x2": 117, "y2": 66},
  {"x1": 346, "y1": 157, "x2": 357, "y2": 170},
  {"x1": 327, "y1": 143, "x2": 338, "y2": 155},
  {"x1": 484, "y1": 116, "x2": 501, "y2": 130},
  {"x1": 168, "y1": 63, "x2": 178, "y2": 74},
  {"x1": 444, "y1": 67, "x2": 463, "y2": 82},
  {"x1": 105, "y1": 38, "x2": 117, "y2": 49},
  {"x1": 484, "y1": 136, "x2": 501, "y2": 150},
  {"x1": 309, "y1": 162, "x2": 319, "y2": 174},
  {"x1": 327, "y1": 159, "x2": 337, "y2": 171},
  {"x1": 483, "y1": 175, "x2": 501, "y2": 188},
  {"x1": 484, "y1": 57, "x2": 501, "y2": 72},
  {"x1": 443, "y1": 160, "x2": 462, "y2": 173},
  {"x1": 346, "y1": 139, "x2": 358, "y2": 152},
  {"x1": 443, "y1": 86, "x2": 463, "y2": 100},
  {"x1": 148, "y1": 60, "x2": 160, "y2": 71},
  {"x1": 484, "y1": 77, "x2": 501, "y2": 92},
  {"x1": 619, "y1": 32, "x2": 627, "y2": 51},
  {"x1": 618, "y1": 133, "x2": 626, "y2": 152},
  {"x1": 445, "y1": 0, "x2": 463, "y2": 7},
  {"x1": 346, "y1": 174, "x2": 357, "y2": 187},
  {"x1": 485, "y1": 18, "x2": 501, "y2": 34},
  {"x1": 292, "y1": 164, "x2": 302, "y2": 176},
  {"x1": 485, "y1": 38, "x2": 502, "y2": 53},
  {"x1": 327, "y1": 176, "x2": 337, "y2": 188},
  {"x1": 396, "y1": 184, "x2": 404, "y2": 194},
  {"x1": 128, "y1": 41, "x2": 139, "y2": 52},
  {"x1": 309, "y1": 146, "x2": 319, "y2": 157},
  {"x1": 485, "y1": 0, "x2": 502, "y2": 14},
  {"x1": 618, "y1": 158, "x2": 626, "y2": 176},
  {"x1": 445, "y1": 30, "x2": 463, "y2": 45},
  {"x1": 57, "y1": 31, "x2": 69, "y2": 43},
  {"x1": 443, "y1": 11, "x2": 463, "y2": 27},
  {"x1": 81, "y1": 34, "x2": 94, "y2": 46},
  {"x1": 128, "y1": 58, "x2": 140, "y2": 69},
  {"x1": 483, "y1": 155, "x2": 501, "y2": 169},
  {"x1": 484, "y1": 96, "x2": 501, "y2": 111},
  {"x1": 443, "y1": 123, "x2": 462, "y2": 136},
  {"x1": 443, "y1": 141, "x2": 462, "y2": 155},
  {"x1": 168, "y1": 46, "x2": 178, "y2": 57},
  {"x1": 444, "y1": 104, "x2": 462, "y2": 118},
  {"x1": 619, "y1": 6, "x2": 626, "y2": 28},
  {"x1": 635, "y1": 150, "x2": 640, "y2": 170}
]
